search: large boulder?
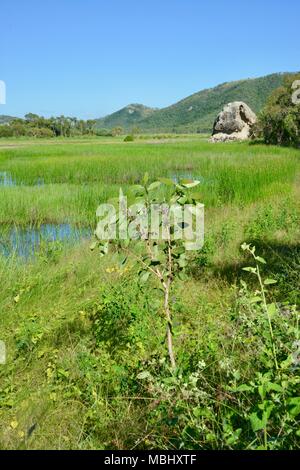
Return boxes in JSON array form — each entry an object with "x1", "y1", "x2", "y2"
[{"x1": 210, "y1": 101, "x2": 256, "y2": 142}]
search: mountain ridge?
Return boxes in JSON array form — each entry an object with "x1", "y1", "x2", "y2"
[
  {"x1": 96, "y1": 103, "x2": 157, "y2": 130},
  {"x1": 95, "y1": 72, "x2": 294, "y2": 133}
]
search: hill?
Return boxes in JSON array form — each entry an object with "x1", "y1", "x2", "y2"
[
  {"x1": 0, "y1": 115, "x2": 16, "y2": 125},
  {"x1": 139, "y1": 73, "x2": 289, "y2": 133},
  {"x1": 96, "y1": 104, "x2": 157, "y2": 130},
  {"x1": 96, "y1": 73, "x2": 292, "y2": 133}
]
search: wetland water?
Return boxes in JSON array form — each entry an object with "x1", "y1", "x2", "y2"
[
  {"x1": 1, "y1": 171, "x2": 91, "y2": 257},
  {"x1": 0, "y1": 224, "x2": 92, "y2": 258}
]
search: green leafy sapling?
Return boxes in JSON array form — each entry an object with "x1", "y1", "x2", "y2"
[{"x1": 91, "y1": 174, "x2": 203, "y2": 369}]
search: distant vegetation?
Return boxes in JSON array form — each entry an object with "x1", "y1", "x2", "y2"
[
  {"x1": 95, "y1": 73, "x2": 292, "y2": 133},
  {"x1": 1, "y1": 73, "x2": 297, "y2": 138},
  {"x1": 0, "y1": 113, "x2": 100, "y2": 138},
  {"x1": 252, "y1": 73, "x2": 300, "y2": 147},
  {"x1": 96, "y1": 104, "x2": 156, "y2": 132},
  {"x1": 0, "y1": 115, "x2": 16, "y2": 125}
]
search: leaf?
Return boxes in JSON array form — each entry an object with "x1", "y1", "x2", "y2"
[
  {"x1": 267, "y1": 382, "x2": 283, "y2": 393},
  {"x1": 148, "y1": 181, "x2": 161, "y2": 191},
  {"x1": 143, "y1": 172, "x2": 149, "y2": 185},
  {"x1": 267, "y1": 303, "x2": 277, "y2": 317},
  {"x1": 178, "y1": 271, "x2": 188, "y2": 281},
  {"x1": 242, "y1": 267, "x2": 257, "y2": 274},
  {"x1": 235, "y1": 384, "x2": 252, "y2": 392},
  {"x1": 255, "y1": 256, "x2": 266, "y2": 264},
  {"x1": 190, "y1": 191, "x2": 202, "y2": 201},
  {"x1": 249, "y1": 412, "x2": 264, "y2": 432},
  {"x1": 159, "y1": 177, "x2": 175, "y2": 186},
  {"x1": 241, "y1": 243, "x2": 250, "y2": 251},
  {"x1": 250, "y1": 296, "x2": 262, "y2": 304},
  {"x1": 173, "y1": 246, "x2": 185, "y2": 256},
  {"x1": 264, "y1": 279, "x2": 277, "y2": 285},
  {"x1": 131, "y1": 184, "x2": 145, "y2": 196},
  {"x1": 139, "y1": 271, "x2": 150, "y2": 283},
  {"x1": 180, "y1": 179, "x2": 201, "y2": 188},
  {"x1": 177, "y1": 196, "x2": 187, "y2": 205},
  {"x1": 287, "y1": 397, "x2": 300, "y2": 417},
  {"x1": 178, "y1": 254, "x2": 187, "y2": 268},
  {"x1": 14, "y1": 295, "x2": 20, "y2": 304}
]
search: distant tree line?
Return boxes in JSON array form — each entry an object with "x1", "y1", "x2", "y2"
[{"x1": 0, "y1": 113, "x2": 121, "y2": 138}]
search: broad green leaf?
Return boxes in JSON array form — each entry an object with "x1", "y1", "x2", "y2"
[
  {"x1": 242, "y1": 267, "x2": 257, "y2": 274},
  {"x1": 264, "y1": 279, "x2": 277, "y2": 285},
  {"x1": 267, "y1": 303, "x2": 277, "y2": 317},
  {"x1": 180, "y1": 180, "x2": 201, "y2": 189},
  {"x1": 131, "y1": 185, "x2": 145, "y2": 196},
  {"x1": 255, "y1": 256, "x2": 266, "y2": 264},
  {"x1": 249, "y1": 412, "x2": 264, "y2": 432},
  {"x1": 267, "y1": 382, "x2": 283, "y2": 393},
  {"x1": 177, "y1": 196, "x2": 187, "y2": 205},
  {"x1": 148, "y1": 181, "x2": 161, "y2": 191},
  {"x1": 287, "y1": 397, "x2": 300, "y2": 417}
]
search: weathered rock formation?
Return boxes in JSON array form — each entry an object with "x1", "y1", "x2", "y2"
[{"x1": 210, "y1": 101, "x2": 256, "y2": 142}]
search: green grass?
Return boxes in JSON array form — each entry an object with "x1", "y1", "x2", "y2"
[
  {"x1": 0, "y1": 136, "x2": 299, "y2": 450},
  {"x1": 0, "y1": 138, "x2": 298, "y2": 226}
]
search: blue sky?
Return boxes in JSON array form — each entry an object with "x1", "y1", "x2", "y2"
[{"x1": 1, "y1": 0, "x2": 299, "y2": 119}]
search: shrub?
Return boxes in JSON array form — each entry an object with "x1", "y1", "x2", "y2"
[
  {"x1": 252, "y1": 74, "x2": 300, "y2": 146},
  {"x1": 124, "y1": 134, "x2": 134, "y2": 142}
]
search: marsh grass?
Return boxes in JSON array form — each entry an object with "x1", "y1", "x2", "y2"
[{"x1": 0, "y1": 139, "x2": 298, "y2": 226}]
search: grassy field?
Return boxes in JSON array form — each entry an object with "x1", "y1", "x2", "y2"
[
  {"x1": 0, "y1": 136, "x2": 298, "y2": 226},
  {"x1": 0, "y1": 136, "x2": 299, "y2": 449}
]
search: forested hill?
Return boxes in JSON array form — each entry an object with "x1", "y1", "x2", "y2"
[
  {"x1": 96, "y1": 73, "x2": 290, "y2": 133},
  {"x1": 96, "y1": 104, "x2": 157, "y2": 131}
]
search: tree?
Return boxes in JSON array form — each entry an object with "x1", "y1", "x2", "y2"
[
  {"x1": 24, "y1": 113, "x2": 39, "y2": 122},
  {"x1": 111, "y1": 126, "x2": 123, "y2": 137},
  {"x1": 91, "y1": 175, "x2": 203, "y2": 369},
  {"x1": 252, "y1": 74, "x2": 300, "y2": 146},
  {"x1": 131, "y1": 126, "x2": 141, "y2": 136},
  {"x1": 86, "y1": 119, "x2": 97, "y2": 135}
]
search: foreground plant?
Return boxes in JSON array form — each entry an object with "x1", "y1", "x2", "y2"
[
  {"x1": 91, "y1": 174, "x2": 203, "y2": 369},
  {"x1": 231, "y1": 243, "x2": 300, "y2": 449}
]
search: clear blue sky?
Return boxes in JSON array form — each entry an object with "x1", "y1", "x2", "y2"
[{"x1": 1, "y1": 0, "x2": 299, "y2": 119}]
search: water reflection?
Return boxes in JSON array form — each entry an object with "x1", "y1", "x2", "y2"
[
  {"x1": 0, "y1": 224, "x2": 91, "y2": 258},
  {"x1": 0, "y1": 171, "x2": 44, "y2": 187},
  {"x1": 0, "y1": 171, "x2": 16, "y2": 187}
]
